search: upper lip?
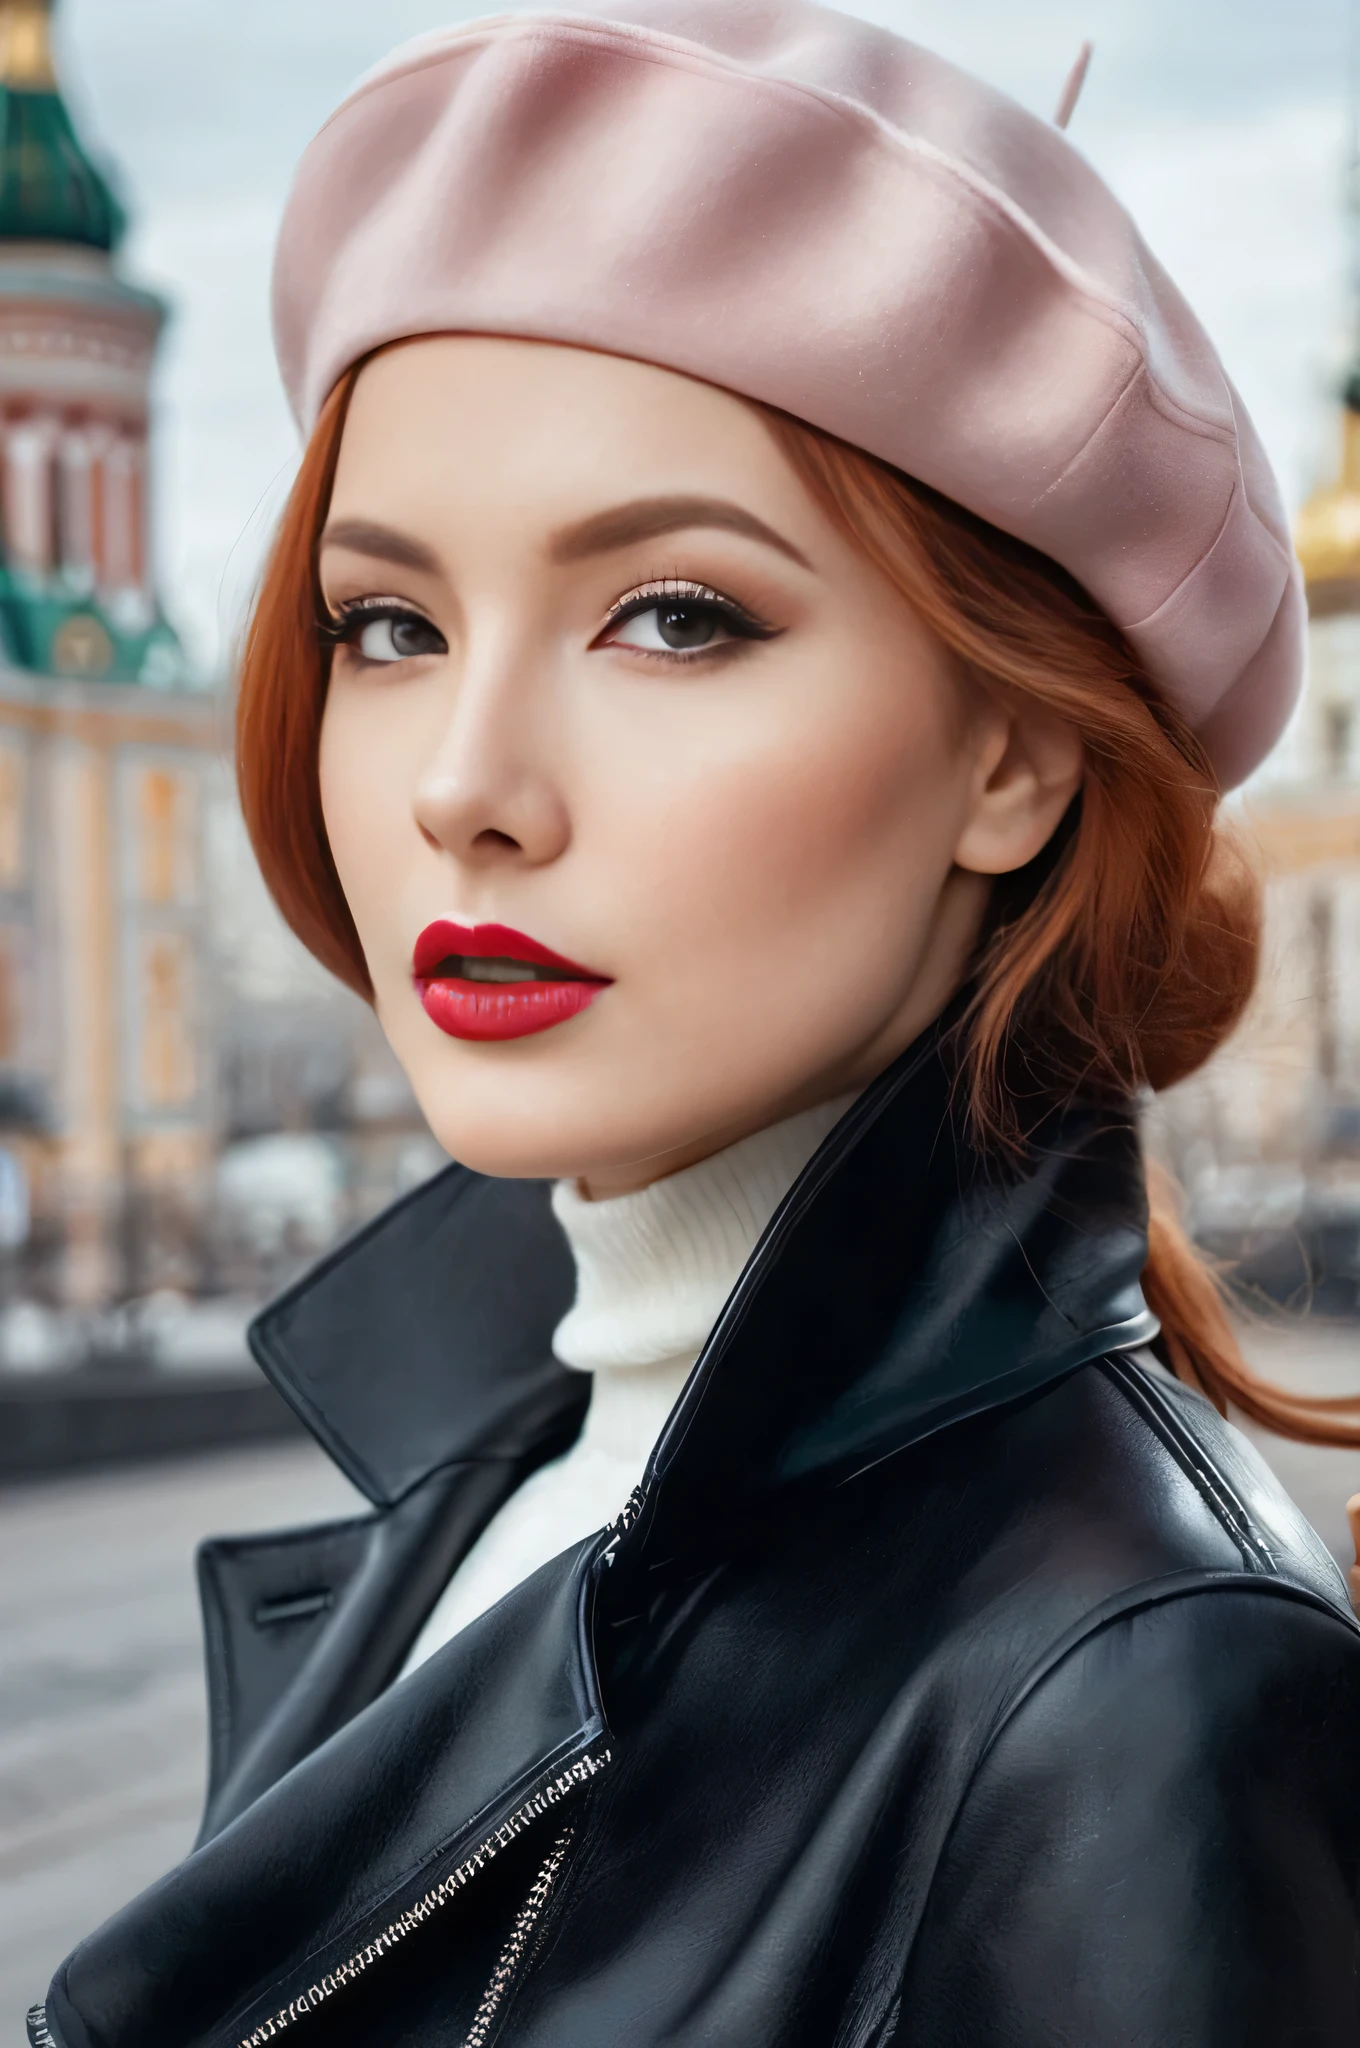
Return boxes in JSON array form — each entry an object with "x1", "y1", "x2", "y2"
[{"x1": 412, "y1": 920, "x2": 610, "y2": 981}]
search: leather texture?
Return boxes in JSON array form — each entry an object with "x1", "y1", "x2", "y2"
[{"x1": 35, "y1": 1032, "x2": 1360, "y2": 2047}]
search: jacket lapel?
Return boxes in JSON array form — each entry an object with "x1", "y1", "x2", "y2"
[
  {"x1": 47, "y1": 1541, "x2": 607, "y2": 2048},
  {"x1": 197, "y1": 1455, "x2": 537, "y2": 1842},
  {"x1": 248, "y1": 1167, "x2": 585, "y2": 1508}
]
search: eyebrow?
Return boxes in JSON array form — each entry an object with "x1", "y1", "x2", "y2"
[
  {"x1": 549, "y1": 495, "x2": 812, "y2": 570},
  {"x1": 318, "y1": 495, "x2": 814, "y2": 578},
  {"x1": 318, "y1": 519, "x2": 441, "y2": 574}
]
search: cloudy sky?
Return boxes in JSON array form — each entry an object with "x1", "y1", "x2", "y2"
[{"x1": 52, "y1": 0, "x2": 1355, "y2": 674}]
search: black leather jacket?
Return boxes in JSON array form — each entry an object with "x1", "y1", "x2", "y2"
[{"x1": 32, "y1": 1038, "x2": 1360, "y2": 2047}]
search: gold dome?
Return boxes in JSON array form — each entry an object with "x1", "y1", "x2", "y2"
[
  {"x1": 1296, "y1": 406, "x2": 1360, "y2": 614},
  {"x1": 0, "y1": 2, "x2": 55, "y2": 91}
]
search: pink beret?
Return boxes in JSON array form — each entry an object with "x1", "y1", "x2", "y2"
[{"x1": 272, "y1": 0, "x2": 1303, "y2": 787}]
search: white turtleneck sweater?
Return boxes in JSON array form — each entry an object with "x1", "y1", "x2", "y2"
[{"x1": 402, "y1": 1094, "x2": 855, "y2": 1675}]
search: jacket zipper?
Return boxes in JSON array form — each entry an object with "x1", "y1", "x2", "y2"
[
  {"x1": 599, "y1": 1484, "x2": 645, "y2": 1569},
  {"x1": 28, "y1": 1534, "x2": 625, "y2": 2048},
  {"x1": 462, "y1": 1821, "x2": 577, "y2": 2047},
  {"x1": 232, "y1": 1744, "x2": 610, "y2": 2046}
]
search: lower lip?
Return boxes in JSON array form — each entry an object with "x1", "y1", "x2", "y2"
[{"x1": 416, "y1": 976, "x2": 606, "y2": 1042}]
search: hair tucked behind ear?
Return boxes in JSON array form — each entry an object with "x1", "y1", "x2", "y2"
[
  {"x1": 763, "y1": 409, "x2": 1360, "y2": 1447},
  {"x1": 235, "y1": 362, "x2": 1360, "y2": 1447}
]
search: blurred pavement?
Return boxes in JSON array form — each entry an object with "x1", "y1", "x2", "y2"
[
  {"x1": 1, "y1": 1320, "x2": 1358, "y2": 2030},
  {"x1": 0, "y1": 1441, "x2": 361, "y2": 2030}
]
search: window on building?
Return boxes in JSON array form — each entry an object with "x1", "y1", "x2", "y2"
[
  {"x1": 0, "y1": 745, "x2": 26, "y2": 888},
  {"x1": 0, "y1": 933, "x2": 21, "y2": 1063},
  {"x1": 1312, "y1": 885, "x2": 1338, "y2": 1082},
  {"x1": 1324, "y1": 701, "x2": 1354, "y2": 780},
  {"x1": 140, "y1": 931, "x2": 195, "y2": 1108},
  {"x1": 138, "y1": 768, "x2": 193, "y2": 904}
]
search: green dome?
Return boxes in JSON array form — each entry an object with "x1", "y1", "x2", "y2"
[
  {"x1": 0, "y1": 3, "x2": 122, "y2": 250},
  {"x1": 0, "y1": 87, "x2": 122, "y2": 248}
]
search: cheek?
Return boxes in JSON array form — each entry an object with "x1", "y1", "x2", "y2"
[
  {"x1": 596, "y1": 670, "x2": 970, "y2": 992},
  {"x1": 318, "y1": 685, "x2": 418, "y2": 960}
]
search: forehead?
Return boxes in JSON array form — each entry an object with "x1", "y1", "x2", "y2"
[{"x1": 329, "y1": 335, "x2": 801, "y2": 526}]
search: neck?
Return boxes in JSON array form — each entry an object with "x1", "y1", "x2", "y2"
[
  {"x1": 550, "y1": 1093, "x2": 859, "y2": 1396},
  {"x1": 574, "y1": 1100, "x2": 837, "y2": 1202}
]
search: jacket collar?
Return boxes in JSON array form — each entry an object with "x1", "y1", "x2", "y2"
[
  {"x1": 624, "y1": 1029, "x2": 1155, "y2": 1572},
  {"x1": 250, "y1": 1025, "x2": 1156, "y2": 1532},
  {"x1": 249, "y1": 1164, "x2": 584, "y2": 1507},
  {"x1": 47, "y1": 1032, "x2": 1157, "y2": 2048}
]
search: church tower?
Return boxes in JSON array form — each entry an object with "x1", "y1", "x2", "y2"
[
  {"x1": 0, "y1": 0, "x2": 217, "y2": 1311},
  {"x1": 0, "y1": 0, "x2": 183, "y2": 683}
]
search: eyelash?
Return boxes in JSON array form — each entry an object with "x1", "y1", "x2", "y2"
[
  {"x1": 318, "y1": 580, "x2": 779, "y2": 665},
  {"x1": 319, "y1": 596, "x2": 434, "y2": 647},
  {"x1": 595, "y1": 578, "x2": 777, "y2": 660}
]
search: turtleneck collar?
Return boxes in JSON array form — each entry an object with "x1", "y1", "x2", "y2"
[
  {"x1": 549, "y1": 1095, "x2": 860, "y2": 1379},
  {"x1": 247, "y1": 1024, "x2": 1155, "y2": 1518}
]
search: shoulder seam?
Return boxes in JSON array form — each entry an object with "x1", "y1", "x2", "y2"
[
  {"x1": 1098, "y1": 1352, "x2": 1275, "y2": 1573},
  {"x1": 989, "y1": 1568, "x2": 1358, "y2": 1778},
  {"x1": 901, "y1": 1570, "x2": 1358, "y2": 2012}
]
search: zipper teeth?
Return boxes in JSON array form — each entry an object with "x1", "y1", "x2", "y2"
[
  {"x1": 599, "y1": 1484, "x2": 646, "y2": 1569},
  {"x1": 616, "y1": 1484, "x2": 645, "y2": 1533},
  {"x1": 462, "y1": 1823, "x2": 575, "y2": 2048},
  {"x1": 26, "y1": 2005, "x2": 55, "y2": 2047},
  {"x1": 236, "y1": 1747, "x2": 610, "y2": 2047}
]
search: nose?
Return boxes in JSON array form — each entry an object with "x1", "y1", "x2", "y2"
[{"x1": 411, "y1": 646, "x2": 571, "y2": 871}]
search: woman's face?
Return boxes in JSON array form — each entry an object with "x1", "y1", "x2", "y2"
[{"x1": 319, "y1": 338, "x2": 1079, "y2": 1193}]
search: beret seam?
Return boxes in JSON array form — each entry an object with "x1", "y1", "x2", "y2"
[
  {"x1": 1193, "y1": 575, "x2": 1303, "y2": 769},
  {"x1": 1124, "y1": 478, "x2": 1292, "y2": 649},
  {"x1": 1029, "y1": 363, "x2": 1290, "y2": 643},
  {"x1": 1030, "y1": 357, "x2": 1146, "y2": 512},
  {"x1": 1136, "y1": 370, "x2": 1236, "y2": 449},
  {"x1": 305, "y1": 13, "x2": 1238, "y2": 455},
  {"x1": 1126, "y1": 479, "x2": 1241, "y2": 638},
  {"x1": 1224, "y1": 379, "x2": 1293, "y2": 553}
]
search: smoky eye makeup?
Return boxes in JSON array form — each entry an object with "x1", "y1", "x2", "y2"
[{"x1": 595, "y1": 578, "x2": 781, "y2": 661}]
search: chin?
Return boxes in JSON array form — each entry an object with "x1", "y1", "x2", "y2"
[
  {"x1": 406, "y1": 1057, "x2": 757, "y2": 1188},
  {"x1": 380, "y1": 984, "x2": 889, "y2": 1187},
  {"x1": 423, "y1": 1108, "x2": 599, "y2": 1182},
  {"x1": 400, "y1": 1058, "x2": 641, "y2": 1182}
]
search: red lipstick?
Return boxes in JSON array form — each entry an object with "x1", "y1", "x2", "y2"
[{"x1": 412, "y1": 920, "x2": 611, "y2": 1042}]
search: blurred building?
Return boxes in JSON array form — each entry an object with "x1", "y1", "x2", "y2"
[
  {"x1": 1153, "y1": 362, "x2": 1360, "y2": 1304},
  {"x1": 0, "y1": 0, "x2": 217, "y2": 1308},
  {"x1": 0, "y1": 1, "x2": 432, "y2": 1333}
]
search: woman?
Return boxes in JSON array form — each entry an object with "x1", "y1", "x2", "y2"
[{"x1": 31, "y1": 5, "x2": 1360, "y2": 2044}]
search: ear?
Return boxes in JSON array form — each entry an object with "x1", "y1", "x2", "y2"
[{"x1": 952, "y1": 699, "x2": 1084, "y2": 876}]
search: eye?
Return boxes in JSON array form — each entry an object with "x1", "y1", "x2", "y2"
[
  {"x1": 357, "y1": 613, "x2": 444, "y2": 663},
  {"x1": 598, "y1": 581, "x2": 777, "y2": 661},
  {"x1": 611, "y1": 598, "x2": 732, "y2": 654},
  {"x1": 325, "y1": 602, "x2": 447, "y2": 665}
]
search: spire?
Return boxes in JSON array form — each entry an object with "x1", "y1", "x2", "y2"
[
  {"x1": 0, "y1": 0, "x2": 55, "y2": 88},
  {"x1": 0, "y1": 0, "x2": 122, "y2": 250}
]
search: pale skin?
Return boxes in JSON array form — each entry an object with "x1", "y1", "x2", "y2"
[{"x1": 317, "y1": 336, "x2": 1084, "y2": 1197}]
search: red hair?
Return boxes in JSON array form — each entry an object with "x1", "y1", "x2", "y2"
[{"x1": 237, "y1": 359, "x2": 1360, "y2": 1447}]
